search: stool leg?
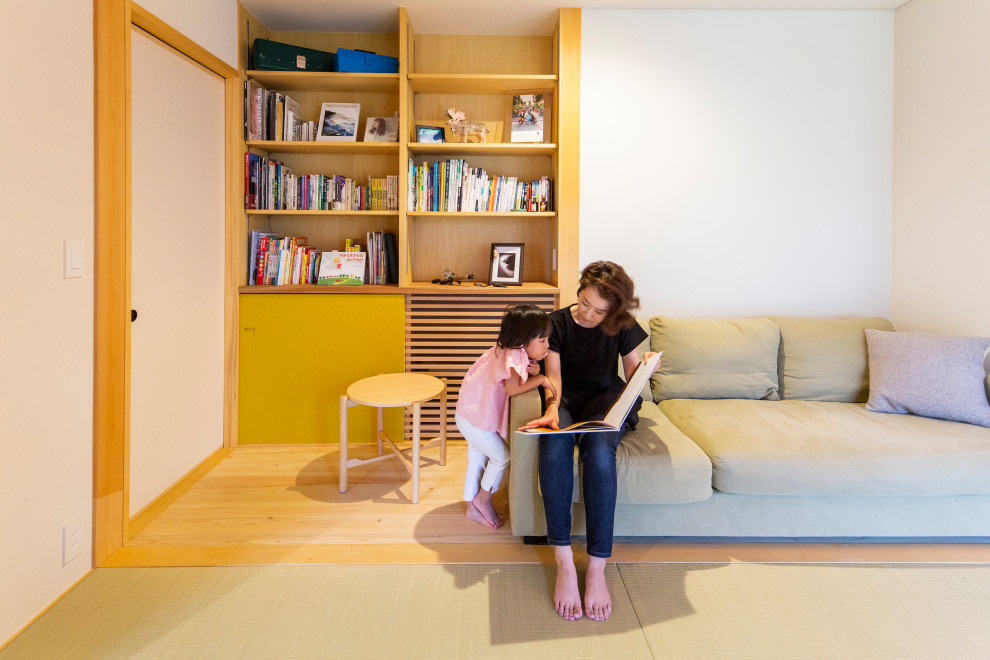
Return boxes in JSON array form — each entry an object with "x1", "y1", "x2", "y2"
[
  {"x1": 412, "y1": 402, "x2": 421, "y2": 504},
  {"x1": 376, "y1": 406, "x2": 384, "y2": 456},
  {"x1": 440, "y1": 378, "x2": 447, "y2": 466},
  {"x1": 339, "y1": 395, "x2": 348, "y2": 494}
]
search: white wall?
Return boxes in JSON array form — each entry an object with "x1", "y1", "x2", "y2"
[
  {"x1": 581, "y1": 10, "x2": 894, "y2": 320},
  {"x1": 0, "y1": 0, "x2": 236, "y2": 646},
  {"x1": 892, "y1": 0, "x2": 990, "y2": 336}
]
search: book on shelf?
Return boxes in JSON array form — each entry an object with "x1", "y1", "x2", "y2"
[
  {"x1": 407, "y1": 158, "x2": 552, "y2": 213},
  {"x1": 519, "y1": 352, "x2": 662, "y2": 435},
  {"x1": 316, "y1": 102, "x2": 361, "y2": 142},
  {"x1": 317, "y1": 251, "x2": 366, "y2": 285},
  {"x1": 361, "y1": 231, "x2": 398, "y2": 285},
  {"x1": 282, "y1": 94, "x2": 300, "y2": 141}
]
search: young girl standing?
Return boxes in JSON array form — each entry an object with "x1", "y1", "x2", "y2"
[{"x1": 456, "y1": 305, "x2": 556, "y2": 529}]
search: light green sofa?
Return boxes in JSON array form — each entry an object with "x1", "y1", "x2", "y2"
[{"x1": 507, "y1": 316, "x2": 990, "y2": 539}]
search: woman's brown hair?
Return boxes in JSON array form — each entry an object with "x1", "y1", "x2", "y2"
[{"x1": 577, "y1": 261, "x2": 639, "y2": 336}]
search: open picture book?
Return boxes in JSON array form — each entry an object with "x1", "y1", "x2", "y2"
[{"x1": 519, "y1": 351, "x2": 662, "y2": 434}]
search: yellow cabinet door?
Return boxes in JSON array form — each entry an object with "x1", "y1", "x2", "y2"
[{"x1": 239, "y1": 294, "x2": 405, "y2": 444}]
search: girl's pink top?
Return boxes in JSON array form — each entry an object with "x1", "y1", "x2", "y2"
[{"x1": 455, "y1": 346, "x2": 530, "y2": 438}]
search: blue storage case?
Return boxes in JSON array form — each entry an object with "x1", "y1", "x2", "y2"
[{"x1": 335, "y1": 48, "x2": 399, "y2": 74}]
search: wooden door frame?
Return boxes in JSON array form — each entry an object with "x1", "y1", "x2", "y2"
[{"x1": 93, "y1": 0, "x2": 240, "y2": 565}]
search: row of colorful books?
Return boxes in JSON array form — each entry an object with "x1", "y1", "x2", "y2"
[
  {"x1": 407, "y1": 158, "x2": 552, "y2": 213},
  {"x1": 249, "y1": 233, "x2": 321, "y2": 286},
  {"x1": 245, "y1": 152, "x2": 398, "y2": 211},
  {"x1": 247, "y1": 231, "x2": 398, "y2": 286}
]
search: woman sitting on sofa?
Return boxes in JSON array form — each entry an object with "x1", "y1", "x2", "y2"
[{"x1": 521, "y1": 261, "x2": 659, "y2": 622}]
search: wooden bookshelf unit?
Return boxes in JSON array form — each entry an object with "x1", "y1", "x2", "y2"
[{"x1": 235, "y1": 4, "x2": 579, "y2": 443}]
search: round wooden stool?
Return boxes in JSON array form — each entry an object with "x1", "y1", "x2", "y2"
[{"x1": 339, "y1": 372, "x2": 447, "y2": 504}]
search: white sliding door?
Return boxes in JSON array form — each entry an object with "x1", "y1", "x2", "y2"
[{"x1": 129, "y1": 27, "x2": 225, "y2": 515}]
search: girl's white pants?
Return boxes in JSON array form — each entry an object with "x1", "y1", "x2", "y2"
[{"x1": 455, "y1": 412, "x2": 510, "y2": 501}]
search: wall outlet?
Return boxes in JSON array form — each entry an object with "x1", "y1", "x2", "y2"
[{"x1": 63, "y1": 517, "x2": 82, "y2": 565}]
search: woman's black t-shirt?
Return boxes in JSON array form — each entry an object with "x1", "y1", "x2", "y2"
[{"x1": 548, "y1": 305, "x2": 647, "y2": 414}]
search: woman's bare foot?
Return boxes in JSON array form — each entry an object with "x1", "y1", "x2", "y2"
[
  {"x1": 471, "y1": 489, "x2": 503, "y2": 529},
  {"x1": 465, "y1": 501, "x2": 499, "y2": 529},
  {"x1": 584, "y1": 556, "x2": 612, "y2": 621},
  {"x1": 553, "y1": 546, "x2": 583, "y2": 620}
]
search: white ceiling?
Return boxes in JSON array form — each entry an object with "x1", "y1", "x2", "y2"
[{"x1": 239, "y1": 0, "x2": 911, "y2": 37}]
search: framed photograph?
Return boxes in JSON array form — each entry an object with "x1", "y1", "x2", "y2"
[
  {"x1": 509, "y1": 94, "x2": 546, "y2": 143},
  {"x1": 489, "y1": 243, "x2": 524, "y2": 286},
  {"x1": 363, "y1": 116, "x2": 398, "y2": 142},
  {"x1": 316, "y1": 102, "x2": 361, "y2": 142},
  {"x1": 416, "y1": 125, "x2": 445, "y2": 143}
]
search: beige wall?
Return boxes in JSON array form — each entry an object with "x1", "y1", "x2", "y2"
[
  {"x1": 0, "y1": 0, "x2": 237, "y2": 646},
  {"x1": 0, "y1": 0, "x2": 95, "y2": 643},
  {"x1": 892, "y1": 0, "x2": 990, "y2": 335}
]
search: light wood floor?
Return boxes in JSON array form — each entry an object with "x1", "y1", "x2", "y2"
[{"x1": 105, "y1": 442, "x2": 990, "y2": 567}]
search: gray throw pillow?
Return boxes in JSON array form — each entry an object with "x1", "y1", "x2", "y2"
[{"x1": 865, "y1": 329, "x2": 990, "y2": 428}]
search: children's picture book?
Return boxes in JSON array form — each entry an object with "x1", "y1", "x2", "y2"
[
  {"x1": 316, "y1": 102, "x2": 361, "y2": 142},
  {"x1": 317, "y1": 250, "x2": 366, "y2": 285},
  {"x1": 519, "y1": 351, "x2": 662, "y2": 434}
]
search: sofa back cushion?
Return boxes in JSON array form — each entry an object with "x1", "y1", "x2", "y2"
[
  {"x1": 772, "y1": 317, "x2": 894, "y2": 402},
  {"x1": 649, "y1": 316, "x2": 780, "y2": 401}
]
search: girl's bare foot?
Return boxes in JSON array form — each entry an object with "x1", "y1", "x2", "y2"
[
  {"x1": 471, "y1": 489, "x2": 503, "y2": 529},
  {"x1": 584, "y1": 556, "x2": 612, "y2": 621},
  {"x1": 465, "y1": 501, "x2": 498, "y2": 529},
  {"x1": 553, "y1": 546, "x2": 583, "y2": 620}
]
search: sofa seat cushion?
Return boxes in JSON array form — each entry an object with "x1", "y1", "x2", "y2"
[
  {"x1": 658, "y1": 399, "x2": 990, "y2": 497},
  {"x1": 567, "y1": 402, "x2": 713, "y2": 505}
]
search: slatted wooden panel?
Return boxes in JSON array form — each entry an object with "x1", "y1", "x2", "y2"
[{"x1": 405, "y1": 292, "x2": 558, "y2": 440}]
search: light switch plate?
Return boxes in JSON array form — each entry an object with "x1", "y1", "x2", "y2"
[{"x1": 64, "y1": 239, "x2": 84, "y2": 279}]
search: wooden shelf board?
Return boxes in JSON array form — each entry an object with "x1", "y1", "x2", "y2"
[
  {"x1": 408, "y1": 74, "x2": 556, "y2": 95},
  {"x1": 407, "y1": 211, "x2": 554, "y2": 218},
  {"x1": 240, "y1": 284, "x2": 401, "y2": 294},
  {"x1": 246, "y1": 70, "x2": 399, "y2": 93},
  {"x1": 404, "y1": 282, "x2": 558, "y2": 294},
  {"x1": 246, "y1": 209, "x2": 399, "y2": 216},
  {"x1": 246, "y1": 140, "x2": 399, "y2": 155},
  {"x1": 407, "y1": 142, "x2": 555, "y2": 157},
  {"x1": 238, "y1": 283, "x2": 558, "y2": 294}
]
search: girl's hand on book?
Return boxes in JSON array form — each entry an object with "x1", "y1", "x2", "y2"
[{"x1": 644, "y1": 351, "x2": 662, "y2": 375}]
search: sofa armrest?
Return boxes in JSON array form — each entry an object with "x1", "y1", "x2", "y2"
[{"x1": 507, "y1": 388, "x2": 546, "y2": 537}]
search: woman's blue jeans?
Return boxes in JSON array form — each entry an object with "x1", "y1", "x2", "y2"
[{"x1": 538, "y1": 405, "x2": 623, "y2": 559}]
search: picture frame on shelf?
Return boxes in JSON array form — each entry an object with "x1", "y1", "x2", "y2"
[
  {"x1": 489, "y1": 243, "x2": 525, "y2": 286},
  {"x1": 509, "y1": 94, "x2": 547, "y2": 143},
  {"x1": 416, "y1": 125, "x2": 445, "y2": 143},
  {"x1": 316, "y1": 102, "x2": 361, "y2": 142},
  {"x1": 364, "y1": 116, "x2": 399, "y2": 142}
]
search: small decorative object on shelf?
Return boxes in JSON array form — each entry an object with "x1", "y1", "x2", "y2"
[
  {"x1": 510, "y1": 94, "x2": 545, "y2": 143},
  {"x1": 489, "y1": 243, "x2": 525, "y2": 286},
  {"x1": 446, "y1": 107, "x2": 489, "y2": 144},
  {"x1": 416, "y1": 125, "x2": 445, "y2": 143}
]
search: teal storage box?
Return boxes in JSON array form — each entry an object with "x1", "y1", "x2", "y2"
[
  {"x1": 252, "y1": 38, "x2": 336, "y2": 72},
  {"x1": 335, "y1": 48, "x2": 399, "y2": 74}
]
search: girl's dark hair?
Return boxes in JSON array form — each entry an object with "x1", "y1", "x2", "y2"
[
  {"x1": 577, "y1": 261, "x2": 639, "y2": 336},
  {"x1": 497, "y1": 304, "x2": 552, "y2": 349}
]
